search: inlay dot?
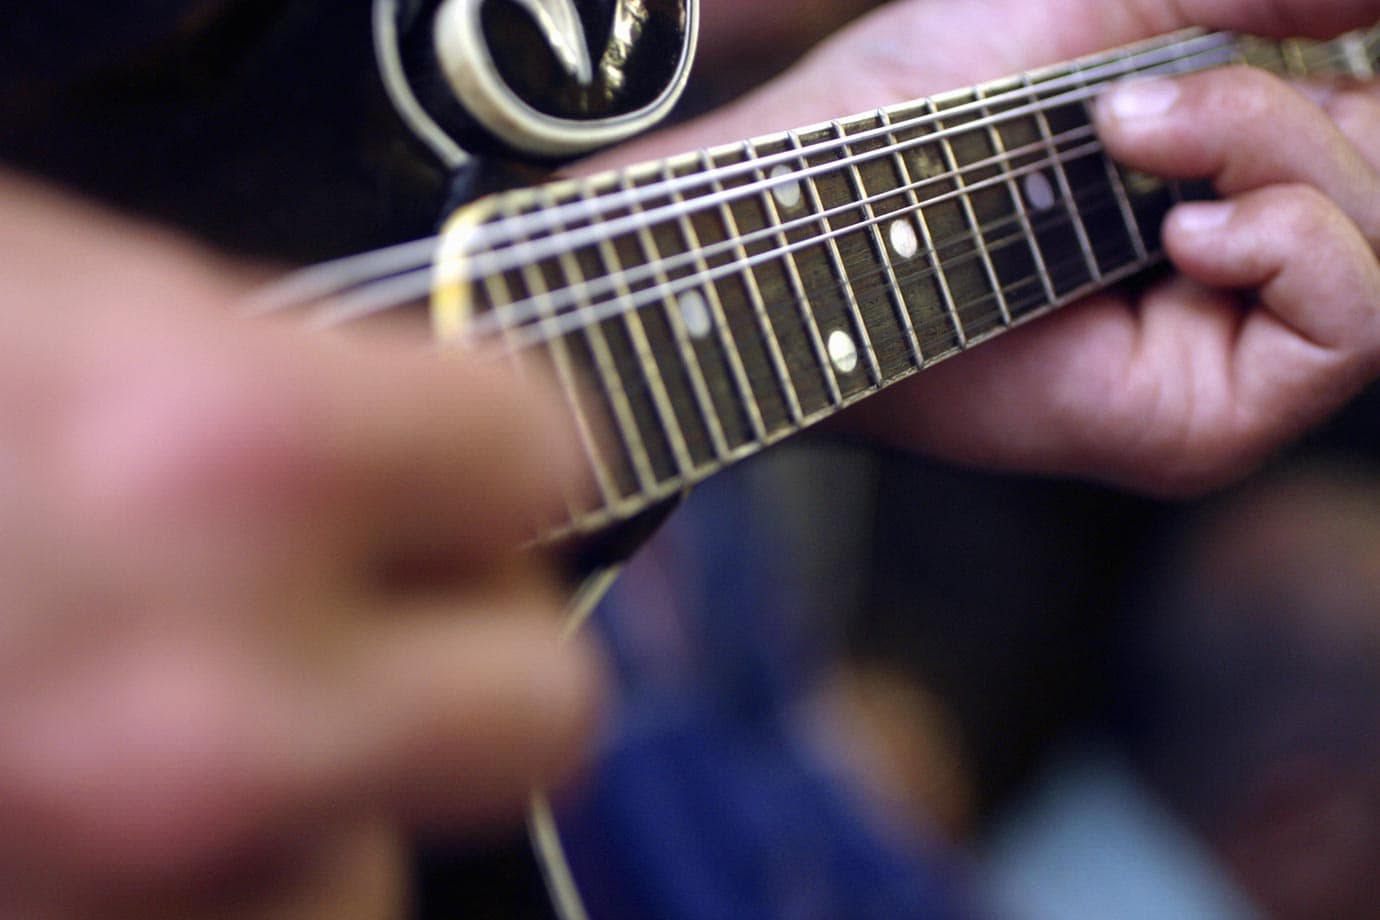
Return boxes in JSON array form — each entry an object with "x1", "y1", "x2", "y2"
[
  {"x1": 1023, "y1": 171, "x2": 1057, "y2": 212},
  {"x1": 828, "y1": 329, "x2": 859, "y2": 375},
  {"x1": 678, "y1": 289, "x2": 712, "y2": 339},
  {"x1": 770, "y1": 165, "x2": 803, "y2": 210},
  {"x1": 889, "y1": 219, "x2": 920, "y2": 260}
]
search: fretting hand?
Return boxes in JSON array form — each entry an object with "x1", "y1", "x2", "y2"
[{"x1": 602, "y1": 0, "x2": 1380, "y2": 496}]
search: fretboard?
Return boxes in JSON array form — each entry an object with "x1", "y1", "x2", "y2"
[{"x1": 432, "y1": 25, "x2": 1380, "y2": 541}]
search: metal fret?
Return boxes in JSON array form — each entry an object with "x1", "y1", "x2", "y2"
[
  {"x1": 1019, "y1": 73, "x2": 1104, "y2": 281},
  {"x1": 657, "y1": 161, "x2": 770, "y2": 445},
  {"x1": 1100, "y1": 147, "x2": 1151, "y2": 262},
  {"x1": 880, "y1": 108, "x2": 968, "y2": 351},
  {"x1": 1283, "y1": 38, "x2": 1311, "y2": 77},
  {"x1": 503, "y1": 223, "x2": 626, "y2": 511},
  {"x1": 1298, "y1": 38, "x2": 1335, "y2": 74},
  {"x1": 591, "y1": 178, "x2": 697, "y2": 480},
  {"x1": 976, "y1": 84, "x2": 1059, "y2": 308},
  {"x1": 788, "y1": 129, "x2": 884, "y2": 387},
  {"x1": 1155, "y1": 49, "x2": 1200, "y2": 213},
  {"x1": 933, "y1": 96, "x2": 1014, "y2": 329},
  {"x1": 1062, "y1": 56, "x2": 1153, "y2": 263},
  {"x1": 1342, "y1": 30, "x2": 1375, "y2": 78},
  {"x1": 1237, "y1": 34, "x2": 1287, "y2": 72},
  {"x1": 711, "y1": 144, "x2": 834, "y2": 418},
  {"x1": 978, "y1": 83, "x2": 1101, "y2": 306},
  {"x1": 747, "y1": 138, "x2": 845, "y2": 407},
  {"x1": 620, "y1": 169, "x2": 734, "y2": 462},
  {"x1": 542, "y1": 204, "x2": 660, "y2": 494},
  {"x1": 699, "y1": 148, "x2": 806, "y2": 428},
  {"x1": 470, "y1": 246, "x2": 598, "y2": 533},
  {"x1": 832, "y1": 118, "x2": 926, "y2": 369}
]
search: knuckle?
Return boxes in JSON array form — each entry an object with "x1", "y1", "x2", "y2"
[
  {"x1": 0, "y1": 643, "x2": 282, "y2": 880},
  {"x1": 1205, "y1": 66, "x2": 1285, "y2": 123},
  {"x1": 71, "y1": 345, "x2": 324, "y2": 521},
  {"x1": 1324, "y1": 88, "x2": 1380, "y2": 143},
  {"x1": 1263, "y1": 183, "x2": 1347, "y2": 239}
]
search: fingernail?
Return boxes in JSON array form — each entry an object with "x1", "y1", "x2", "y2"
[
  {"x1": 1173, "y1": 202, "x2": 1235, "y2": 234},
  {"x1": 1106, "y1": 78, "x2": 1181, "y2": 119}
]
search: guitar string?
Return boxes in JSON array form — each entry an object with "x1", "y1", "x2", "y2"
[
  {"x1": 257, "y1": 26, "x2": 1372, "y2": 320},
  {"x1": 245, "y1": 29, "x2": 1241, "y2": 316},
  {"x1": 451, "y1": 33, "x2": 1232, "y2": 261},
  {"x1": 314, "y1": 43, "x2": 1213, "y2": 335},
  {"x1": 496, "y1": 37, "x2": 1356, "y2": 528},
  {"x1": 548, "y1": 237, "x2": 1138, "y2": 530},
  {"x1": 463, "y1": 26, "x2": 1362, "y2": 267},
  {"x1": 315, "y1": 121, "x2": 1105, "y2": 329},
  {"x1": 393, "y1": 38, "x2": 1234, "y2": 292},
  {"x1": 531, "y1": 38, "x2": 1366, "y2": 529},
  {"x1": 311, "y1": 31, "x2": 1354, "y2": 329},
  {"x1": 476, "y1": 136, "x2": 1115, "y2": 350},
  {"x1": 502, "y1": 145, "x2": 1137, "y2": 360},
  {"x1": 343, "y1": 188, "x2": 1129, "y2": 541},
  {"x1": 335, "y1": 22, "x2": 1360, "y2": 316}
]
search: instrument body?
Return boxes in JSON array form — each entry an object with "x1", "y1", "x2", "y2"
[{"x1": 0, "y1": 0, "x2": 696, "y2": 264}]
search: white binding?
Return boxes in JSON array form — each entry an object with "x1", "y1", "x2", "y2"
[{"x1": 432, "y1": 0, "x2": 699, "y2": 158}]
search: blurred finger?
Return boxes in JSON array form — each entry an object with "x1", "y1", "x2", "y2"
[
  {"x1": 345, "y1": 584, "x2": 606, "y2": 828},
  {"x1": 285, "y1": 332, "x2": 585, "y2": 567},
  {"x1": 0, "y1": 573, "x2": 601, "y2": 883}
]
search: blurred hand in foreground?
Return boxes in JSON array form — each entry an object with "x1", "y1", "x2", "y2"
[{"x1": 0, "y1": 176, "x2": 603, "y2": 920}]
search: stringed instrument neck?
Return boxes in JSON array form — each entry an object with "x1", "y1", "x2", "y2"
[{"x1": 432, "y1": 26, "x2": 1380, "y2": 543}]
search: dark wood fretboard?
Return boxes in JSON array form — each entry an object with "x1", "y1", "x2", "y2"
[{"x1": 433, "y1": 26, "x2": 1380, "y2": 541}]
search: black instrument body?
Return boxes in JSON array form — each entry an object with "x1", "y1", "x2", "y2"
[{"x1": 1, "y1": 0, "x2": 693, "y2": 265}]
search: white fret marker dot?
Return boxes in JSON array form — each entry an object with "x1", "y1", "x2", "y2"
[
  {"x1": 1024, "y1": 171, "x2": 1057, "y2": 212},
  {"x1": 889, "y1": 219, "x2": 919, "y2": 260},
  {"x1": 678, "y1": 290, "x2": 712, "y2": 339},
  {"x1": 770, "y1": 165, "x2": 803, "y2": 210},
  {"x1": 828, "y1": 329, "x2": 859, "y2": 375}
]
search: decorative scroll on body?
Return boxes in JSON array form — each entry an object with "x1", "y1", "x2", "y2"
[{"x1": 433, "y1": 26, "x2": 1380, "y2": 542}]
